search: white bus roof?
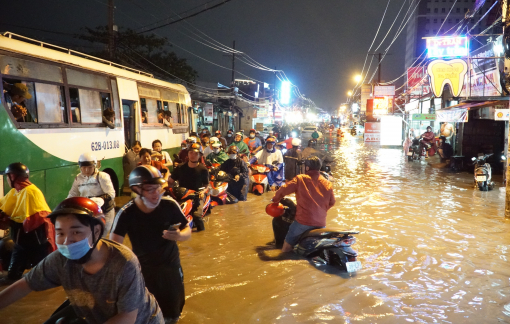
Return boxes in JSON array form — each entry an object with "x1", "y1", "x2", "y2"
[{"x1": 0, "y1": 32, "x2": 188, "y2": 95}]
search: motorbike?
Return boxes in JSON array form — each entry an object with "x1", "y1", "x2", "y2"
[
  {"x1": 165, "y1": 186, "x2": 211, "y2": 229},
  {"x1": 350, "y1": 128, "x2": 356, "y2": 136},
  {"x1": 472, "y1": 153, "x2": 495, "y2": 191},
  {"x1": 407, "y1": 138, "x2": 421, "y2": 162},
  {"x1": 267, "y1": 199, "x2": 362, "y2": 272},
  {"x1": 250, "y1": 163, "x2": 270, "y2": 195}
]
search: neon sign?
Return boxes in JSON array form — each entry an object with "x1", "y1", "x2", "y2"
[{"x1": 426, "y1": 36, "x2": 469, "y2": 58}]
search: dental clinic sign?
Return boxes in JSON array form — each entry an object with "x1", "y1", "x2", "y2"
[
  {"x1": 426, "y1": 36, "x2": 469, "y2": 58},
  {"x1": 427, "y1": 59, "x2": 468, "y2": 97}
]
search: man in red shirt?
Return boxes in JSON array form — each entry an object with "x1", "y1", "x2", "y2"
[{"x1": 272, "y1": 156, "x2": 336, "y2": 252}]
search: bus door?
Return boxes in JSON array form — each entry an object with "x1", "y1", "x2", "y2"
[{"x1": 122, "y1": 100, "x2": 137, "y2": 149}]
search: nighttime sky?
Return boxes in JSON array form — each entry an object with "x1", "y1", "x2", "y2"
[{"x1": 0, "y1": 0, "x2": 408, "y2": 112}]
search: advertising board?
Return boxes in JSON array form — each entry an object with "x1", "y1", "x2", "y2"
[
  {"x1": 364, "y1": 122, "x2": 380, "y2": 143},
  {"x1": 426, "y1": 36, "x2": 469, "y2": 58},
  {"x1": 203, "y1": 103, "x2": 214, "y2": 124},
  {"x1": 380, "y1": 116, "x2": 403, "y2": 146},
  {"x1": 374, "y1": 85, "x2": 395, "y2": 96},
  {"x1": 407, "y1": 66, "x2": 431, "y2": 98},
  {"x1": 361, "y1": 84, "x2": 372, "y2": 112},
  {"x1": 460, "y1": 46, "x2": 502, "y2": 97},
  {"x1": 495, "y1": 109, "x2": 510, "y2": 121}
]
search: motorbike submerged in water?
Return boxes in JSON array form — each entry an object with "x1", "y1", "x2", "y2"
[
  {"x1": 406, "y1": 138, "x2": 421, "y2": 161},
  {"x1": 472, "y1": 153, "x2": 495, "y2": 191},
  {"x1": 165, "y1": 186, "x2": 211, "y2": 230},
  {"x1": 267, "y1": 198, "x2": 362, "y2": 272}
]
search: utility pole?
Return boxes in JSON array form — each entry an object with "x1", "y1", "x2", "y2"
[
  {"x1": 369, "y1": 52, "x2": 391, "y2": 83},
  {"x1": 108, "y1": 0, "x2": 115, "y2": 60},
  {"x1": 231, "y1": 41, "x2": 236, "y2": 87}
]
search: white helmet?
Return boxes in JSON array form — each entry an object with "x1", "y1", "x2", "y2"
[
  {"x1": 79, "y1": 153, "x2": 97, "y2": 167},
  {"x1": 210, "y1": 136, "x2": 219, "y2": 143},
  {"x1": 291, "y1": 138, "x2": 301, "y2": 147}
]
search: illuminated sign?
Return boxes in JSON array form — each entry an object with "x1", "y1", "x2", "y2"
[
  {"x1": 374, "y1": 85, "x2": 395, "y2": 96},
  {"x1": 426, "y1": 36, "x2": 469, "y2": 58},
  {"x1": 427, "y1": 59, "x2": 468, "y2": 97},
  {"x1": 280, "y1": 81, "x2": 291, "y2": 105},
  {"x1": 373, "y1": 96, "x2": 393, "y2": 115}
]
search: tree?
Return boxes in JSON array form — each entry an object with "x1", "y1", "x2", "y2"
[{"x1": 77, "y1": 26, "x2": 198, "y2": 84}]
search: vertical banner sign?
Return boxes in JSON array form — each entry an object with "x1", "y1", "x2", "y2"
[
  {"x1": 204, "y1": 103, "x2": 214, "y2": 124},
  {"x1": 364, "y1": 122, "x2": 381, "y2": 143},
  {"x1": 361, "y1": 84, "x2": 372, "y2": 112},
  {"x1": 366, "y1": 99, "x2": 374, "y2": 119},
  {"x1": 407, "y1": 67, "x2": 431, "y2": 98}
]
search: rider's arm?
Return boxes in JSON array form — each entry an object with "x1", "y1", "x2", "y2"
[
  {"x1": 67, "y1": 177, "x2": 80, "y2": 198},
  {"x1": 104, "y1": 310, "x2": 138, "y2": 324},
  {"x1": 0, "y1": 278, "x2": 32, "y2": 310},
  {"x1": 273, "y1": 178, "x2": 297, "y2": 202}
]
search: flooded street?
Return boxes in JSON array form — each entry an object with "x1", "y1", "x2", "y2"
[{"x1": 2, "y1": 135, "x2": 510, "y2": 323}]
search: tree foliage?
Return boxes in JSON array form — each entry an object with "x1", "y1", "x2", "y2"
[{"x1": 77, "y1": 26, "x2": 198, "y2": 84}]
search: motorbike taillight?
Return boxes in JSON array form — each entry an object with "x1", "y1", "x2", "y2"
[
  {"x1": 348, "y1": 256, "x2": 357, "y2": 262},
  {"x1": 335, "y1": 237, "x2": 356, "y2": 247}
]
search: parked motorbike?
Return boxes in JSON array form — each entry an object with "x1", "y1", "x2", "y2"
[
  {"x1": 267, "y1": 199, "x2": 362, "y2": 272},
  {"x1": 165, "y1": 186, "x2": 211, "y2": 229},
  {"x1": 407, "y1": 138, "x2": 421, "y2": 161},
  {"x1": 472, "y1": 153, "x2": 495, "y2": 191},
  {"x1": 210, "y1": 170, "x2": 238, "y2": 206}
]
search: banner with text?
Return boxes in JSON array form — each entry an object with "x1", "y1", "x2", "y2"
[
  {"x1": 436, "y1": 108, "x2": 469, "y2": 123},
  {"x1": 364, "y1": 122, "x2": 381, "y2": 143}
]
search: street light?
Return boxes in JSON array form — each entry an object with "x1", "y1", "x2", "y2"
[
  {"x1": 354, "y1": 74, "x2": 362, "y2": 83},
  {"x1": 347, "y1": 91, "x2": 352, "y2": 96}
]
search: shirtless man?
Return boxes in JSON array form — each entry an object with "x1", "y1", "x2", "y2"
[{"x1": 440, "y1": 122, "x2": 455, "y2": 144}]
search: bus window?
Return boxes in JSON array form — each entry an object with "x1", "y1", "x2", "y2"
[
  {"x1": 66, "y1": 68, "x2": 109, "y2": 91},
  {"x1": 69, "y1": 88, "x2": 81, "y2": 123},
  {"x1": 34, "y1": 82, "x2": 67, "y2": 123},
  {"x1": 140, "y1": 97, "x2": 158, "y2": 124},
  {"x1": 177, "y1": 103, "x2": 182, "y2": 123},
  {"x1": 3, "y1": 79, "x2": 38, "y2": 123},
  {"x1": 157, "y1": 100, "x2": 163, "y2": 123},
  {"x1": 72, "y1": 88, "x2": 102, "y2": 124},
  {"x1": 163, "y1": 101, "x2": 169, "y2": 111},
  {"x1": 101, "y1": 92, "x2": 115, "y2": 128},
  {"x1": 0, "y1": 55, "x2": 63, "y2": 83},
  {"x1": 110, "y1": 79, "x2": 121, "y2": 127},
  {"x1": 140, "y1": 98, "x2": 148, "y2": 124},
  {"x1": 181, "y1": 106, "x2": 185, "y2": 124}
]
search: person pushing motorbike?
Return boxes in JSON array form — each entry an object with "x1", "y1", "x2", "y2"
[{"x1": 272, "y1": 156, "x2": 336, "y2": 252}]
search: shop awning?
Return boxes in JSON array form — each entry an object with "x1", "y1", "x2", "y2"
[{"x1": 440, "y1": 100, "x2": 508, "y2": 111}]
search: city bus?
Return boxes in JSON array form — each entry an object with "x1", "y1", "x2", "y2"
[{"x1": 0, "y1": 32, "x2": 192, "y2": 207}]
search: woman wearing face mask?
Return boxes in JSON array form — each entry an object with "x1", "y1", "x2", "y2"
[
  {"x1": 206, "y1": 142, "x2": 228, "y2": 164},
  {"x1": 111, "y1": 165, "x2": 190, "y2": 323},
  {"x1": 123, "y1": 141, "x2": 142, "y2": 188},
  {"x1": 220, "y1": 146, "x2": 249, "y2": 201},
  {"x1": 225, "y1": 129, "x2": 235, "y2": 146},
  {"x1": 68, "y1": 153, "x2": 116, "y2": 237},
  {"x1": 0, "y1": 197, "x2": 164, "y2": 324}
]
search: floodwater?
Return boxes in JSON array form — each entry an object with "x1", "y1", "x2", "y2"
[{"x1": 2, "y1": 134, "x2": 510, "y2": 323}]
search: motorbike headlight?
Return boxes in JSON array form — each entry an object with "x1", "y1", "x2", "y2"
[
  {"x1": 502, "y1": 155, "x2": 507, "y2": 161},
  {"x1": 471, "y1": 157, "x2": 476, "y2": 161}
]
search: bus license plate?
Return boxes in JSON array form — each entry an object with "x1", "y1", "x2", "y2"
[
  {"x1": 346, "y1": 261, "x2": 362, "y2": 273},
  {"x1": 407, "y1": 152, "x2": 413, "y2": 156},
  {"x1": 476, "y1": 176, "x2": 486, "y2": 182}
]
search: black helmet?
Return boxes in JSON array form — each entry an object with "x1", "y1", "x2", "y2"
[
  {"x1": 129, "y1": 165, "x2": 166, "y2": 188},
  {"x1": 3, "y1": 162, "x2": 29, "y2": 178},
  {"x1": 304, "y1": 156, "x2": 322, "y2": 171}
]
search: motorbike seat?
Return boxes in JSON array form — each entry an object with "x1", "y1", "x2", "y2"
[{"x1": 300, "y1": 228, "x2": 359, "y2": 239}]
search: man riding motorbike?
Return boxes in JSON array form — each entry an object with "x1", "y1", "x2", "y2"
[
  {"x1": 220, "y1": 146, "x2": 249, "y2": 201},
  {"x1": 244, "y1": 129, "x2": 263, "y2": 155},
  {"x1": 249, "y1": 137, "x2": 284, "y2": 190},
  {"x1": 272, "y1": 156, "x2": 336, "y2": 252},
  {"x1": 283, "y1": 138, "x2": 303, "y2": 182},
  {"x1": 420, "y1": 126, "x2": 436, "y2": 158},
  {"x1": 229, "y1": 132, "x2": 250, "y2": 156},
  {"x1": 206, "y1": 142, "x2": 228, "y2": 165},
  {"x1": 168, "y1": 143, "x2": 210, "y2": 232}
]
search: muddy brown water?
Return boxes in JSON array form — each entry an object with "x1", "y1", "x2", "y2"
[{"x1": 2, "y1": 135, "x2": 510, "y2": 323}]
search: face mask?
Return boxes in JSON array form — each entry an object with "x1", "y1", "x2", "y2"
[
  {"x1": 57, "y1": 234, "x2": 92, "y2": 260},
  {"x1": 181, "y1": 146, "x2": 186, "y2": 150},
  {"x1": 227, "y1": 134, "x2": 232, "y2": 137},
  {"x1": 203, "y1": 130, "x2": 207, "y2": 134},
  {"x1": 250, "y1": 134, "x2": 255, "y2": 138},
  {"x1": 229, "y1": 154, "x2": 237, "y2": 159},
  {"x1": 142, "y1": 192, "x2": 163, "y2": 209},
  {"x1": 213, "y1": 148, "x2": 220, "y2": 154}
]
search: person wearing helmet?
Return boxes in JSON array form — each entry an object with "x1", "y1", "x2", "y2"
[
  {"x1": 206, "y1": 142, "x2": 228, "y2": 165},
  {"x1": 249, "y1": 137, "x2": 284, "y2": 190},
  {"x1": 68, "y1": 153, "x2": 116, "y2": 237},
  {"x1": 244, "y1": 129, "x2": 262, "y2": 155},
  {"x1": 0, "y1": 163, "x2": 55, "y2": 286},
  {"x1": 215, "y1": 130, "x2": 227, "y2": 149},
  {"x1": 168, "y1": 143, "x2": 210, "y2": 232},
  {"x1": 225, "y1": 129, "x2": 235, "y2": 146},
  {"x1": 0, "y1": 197, "x2": 164, "y2": 323},
  {"x1": 179, "y1": 137, "x2": 195, "y2": 161},
  {"x1": 273, "y1": 156, "x2": 336, "y2": 252},
  {"x1": 265, "y1": 130, "x2": 274, "y2": 142},
  {"x1": 204, "y1": 136, "x2": 219, "y2": 158},
  {"x1": 220, "y1": 146, "x2": 249, "y2": 201},
  {"x1": 111, "y1": 165, "x2": 190, "y2": 322},
  {"x1": 283, "y1": 138, "x2": 303, "y2": 182},
  {"x1": 229, "y1": 132, "x2": 250, "y2": 155}
]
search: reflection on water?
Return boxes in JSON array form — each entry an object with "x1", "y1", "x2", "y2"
[{"x1": 179, "y1": 135, "x2": 510, "y2": 323}]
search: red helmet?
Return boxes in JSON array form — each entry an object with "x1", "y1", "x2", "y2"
[
  {"x1": 215, "y1": 130, "x2": 221, "y2": 135},
  {"x1": 250, "y1": 128, "x2": 256, "y2": 133},
  {"x1": 49, "y1": 197, "x2": 106, "y2": 226},
  {"x1": 266, "y1": 202, "x2": 285, "y2": 217}
]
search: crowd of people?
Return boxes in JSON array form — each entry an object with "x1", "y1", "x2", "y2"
[{"x1": 0, "y1": 125, "x2": 336, "y2": 324}]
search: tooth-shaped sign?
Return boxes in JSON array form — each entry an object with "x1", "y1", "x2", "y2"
[{"x1": 427, "y1": 59, "x2": 468, "y2": 97}]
